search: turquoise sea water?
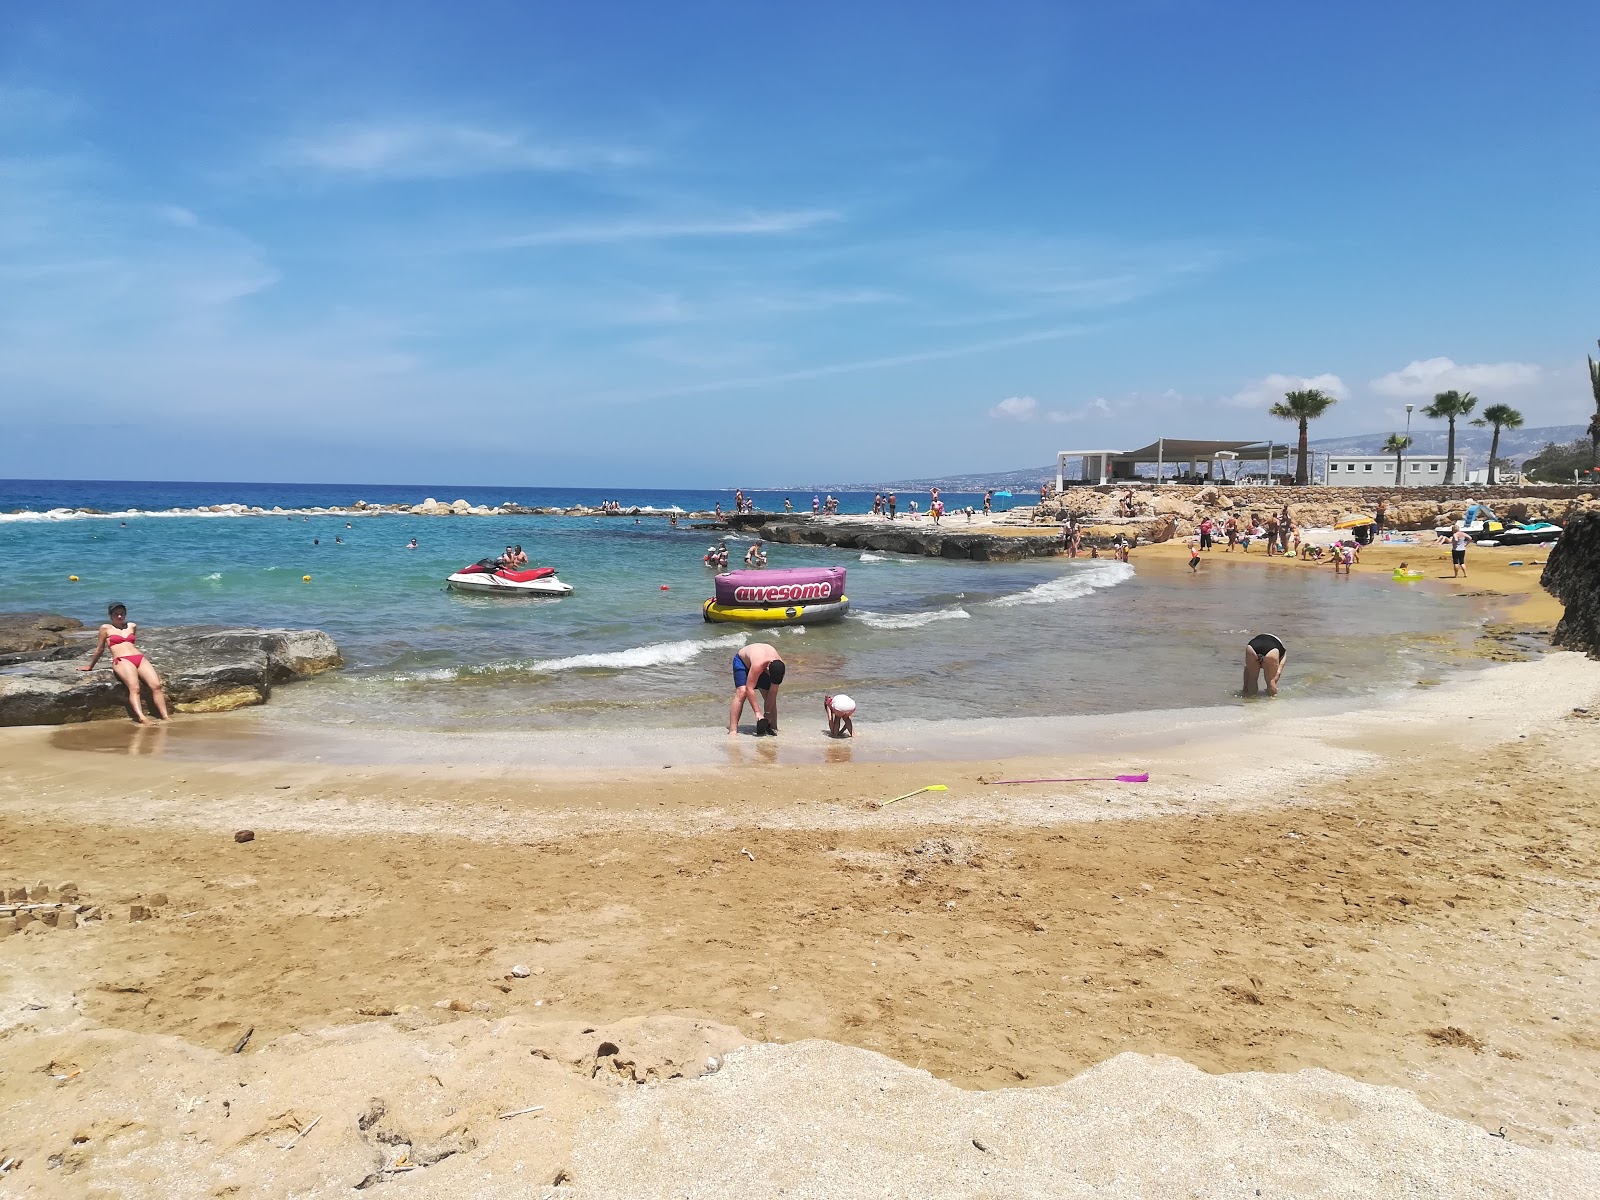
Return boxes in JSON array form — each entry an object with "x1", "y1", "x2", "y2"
[{"x1": 2, "y1": 480, "x2": 1486, "y2": 732}]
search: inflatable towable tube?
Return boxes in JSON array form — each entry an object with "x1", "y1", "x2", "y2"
[
  {"x1": 713, "y1": 567, "x2": 845, "y2": 606},
  {"x1": 704, "y1": 566, "x2": 849, "y2": 625},
  {"x1": 703, "y1": 597, "x2": 850, "y2": 625}
]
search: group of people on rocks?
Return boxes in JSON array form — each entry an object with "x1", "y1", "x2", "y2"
[{"x1": 1058, "y1": 516, "x2": 1133, "y2": 562}]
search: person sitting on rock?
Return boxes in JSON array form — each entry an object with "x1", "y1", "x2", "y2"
[{"x1": 79, "y1": 602, "x2": 169, "y2": 724}]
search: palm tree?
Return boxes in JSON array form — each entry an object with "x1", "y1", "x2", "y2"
[
  {"x1": 1588, "y1": 340, "x2": 1600, "y2": 470},
  {"x1": 1470, "y1": 404, "x2": 1524, "y2": 485},
  {"x1": 1268, "y1": 389, "x2": 1338, "y2": 485},
  {"x1": 1382, "y1": 433, "x2": 1412, "y2": 485},
  {"x1": 1421, "y1": 390, "x2": 1477, "y2": 484}
]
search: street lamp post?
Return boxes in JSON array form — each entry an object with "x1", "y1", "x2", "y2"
[{"x1": 1404, "y1": 404, "x2": 1414, "y2": 487}]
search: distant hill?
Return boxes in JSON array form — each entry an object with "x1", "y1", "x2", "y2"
[{"x1": 795, "y1": 424, "x2": 1586, "y2": 491}]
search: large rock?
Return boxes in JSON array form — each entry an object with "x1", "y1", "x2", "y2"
[
  {"x1": 757, "y1": 519, "x2": 1060, "y2": 561},
  {"x1": 1541, "y1": 512, "x2": 1600, "y2": 658},
  {"x1": 0, "y1": 626, "x2": 343, "y2": 726},
  {"x1": 0, "y1": 612, "x2": 87, "y2": 666}
]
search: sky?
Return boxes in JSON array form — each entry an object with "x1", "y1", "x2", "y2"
[{"x1": 2, "y1": 0, "x2": 1597, "y2": 487}]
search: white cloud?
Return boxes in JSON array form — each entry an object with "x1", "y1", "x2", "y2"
[
  {"x1": 991, "y1": 395, "x2": 1039, "y2": 421},
  {"x1": 1228, "y1": 372, "x2": 1348, "y2": 409},
  {"x1": 275, "y1": 120, "x2": 637, "y2": 179},
  {"x1": 499, "y1": 209, "x2": 840, "y2": 247},
  {"x1": 1369, "y1": 356, "x2": 1542, "y2": 398}
]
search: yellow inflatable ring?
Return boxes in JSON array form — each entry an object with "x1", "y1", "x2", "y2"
[{"x1": 702, "y1": 597, "x2": 850, "y2": 625}]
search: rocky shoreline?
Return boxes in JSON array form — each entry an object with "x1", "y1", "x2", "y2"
[
  {"x1": 1540, "y1": 512, "x2": 1600, "y2": 658},
  {"x1": 752, "y1": 517, "x2": 1072, "y2": 560},
  {"x1": 0, "y1": 621, "x2": 343, "y2": 726}
]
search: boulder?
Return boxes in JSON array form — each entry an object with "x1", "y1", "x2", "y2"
[
  {"x1": 0, "y1": 612, "x2": 88, "y2": 667},
  {"x1": 1540, "y1": 512, "x2": 1600, "y2": 658},
  {"x1": 0, "y1": 626, "x2": 343, "y2": 727}
]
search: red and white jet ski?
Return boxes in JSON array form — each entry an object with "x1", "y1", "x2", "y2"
[{"x1": 446, "y1": 558, "x2": 574, "y2": 596}]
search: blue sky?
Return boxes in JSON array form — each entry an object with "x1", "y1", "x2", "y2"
[{"x1": 2, "y1": 1, "x2": 1596, "y2": 486}]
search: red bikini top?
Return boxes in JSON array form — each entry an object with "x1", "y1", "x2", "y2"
[{"x1": 107, "y1": 629, "x2": 136, "y2": 645}]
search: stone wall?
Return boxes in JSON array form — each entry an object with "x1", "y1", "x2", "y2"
[
  {"x1": 1540, "y1": 513, "x2": 1600, "y2": 658},
  {"x1": 1037, "y1": 484, "x2": 1598, "y2": 535}
]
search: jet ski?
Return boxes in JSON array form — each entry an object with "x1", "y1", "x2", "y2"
[
  {"x1": 1494, "y1": 521, "x2": 1562, "y2": 546},
  {"x1": 446, "y1": 558, "x2": 574, "y2": 596},
  {"x1": 1432, "y1": 518, "x2": 1504, "y2": 542}
]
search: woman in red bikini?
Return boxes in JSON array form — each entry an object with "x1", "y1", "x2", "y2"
[{"x1": 79, "y1": 602, "x2": 169, "y2": 723}]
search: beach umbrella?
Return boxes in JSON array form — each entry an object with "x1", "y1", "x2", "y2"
[
  {"x1": 994, "y1": 490, "x2": 1012, "y2": 498},
  {"x1": 1334, "y1": 514, "x2": 1375, "y2": 529}
]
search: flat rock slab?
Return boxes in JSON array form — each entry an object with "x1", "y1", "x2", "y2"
[
  {"x1": 0, "y1": 626, "x2": 342, "y2": 726},
  {"x1": 757, "y1": 519, "x2": 1063, "y2": 561}
]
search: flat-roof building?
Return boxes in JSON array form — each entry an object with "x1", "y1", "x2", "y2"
[{"x1": 1322, "y1": 454, "x2": 1464, "y2": 486}]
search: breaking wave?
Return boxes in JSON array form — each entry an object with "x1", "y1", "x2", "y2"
[
  {"x1": 389, "y1": 633, "x2": 749, "y2": 682},
  {"x1": 988, "y1": 561, "x2": 1135, "y2": 608},
  {"x1": 851, "y1": 608, "x2": 971, "y2": 630}
]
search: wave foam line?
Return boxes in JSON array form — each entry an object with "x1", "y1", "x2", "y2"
[
  {"x1": 386, "y1": 632, "x2": 752, "y2": 683},
  {"x1": 988, "y1": 561, "x2": 1135, "y2": 608},
  {"x1": 851, "y1": 608, "x2": 971, "y2": 631},
  {"x1": 532, "y1": 632, "x2": 748, "y2": 673}
]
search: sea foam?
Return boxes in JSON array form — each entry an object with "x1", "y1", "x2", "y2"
[
  {"x1": 851, "y1": 608, "x2": 971, "y2": 630},
  {"x1": 530, "y1": 632, "x2": 749, "y2": 674},
  {"x1": 988, "y1": 561, "x2": 1134, "y2": 607}
]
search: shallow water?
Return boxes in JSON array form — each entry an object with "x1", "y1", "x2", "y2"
[{"x1": 1, "y1": 482, "x2": 1486, "y2": 734}]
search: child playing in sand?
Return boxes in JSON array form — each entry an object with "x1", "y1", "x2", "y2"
[{"x1": 824, "y1": 693, "x2": 855, "y2": 738}]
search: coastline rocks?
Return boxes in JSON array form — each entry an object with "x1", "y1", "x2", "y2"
[
  {"x1": 1540, "y1": 512, "x2": 1600, "y2": 658},
  {"x1": 757, "y1": 519, "x2": 1062, "y2": 561},
  {"x1": 0, "y1": 613, "x2": 87, "y2": 667},
  {"x1": 0, "y1": 626, "x2": 343, "y2": 727},
  {"x1": 1039, "y1": 484, "x2": 1600, "y2": 538}
]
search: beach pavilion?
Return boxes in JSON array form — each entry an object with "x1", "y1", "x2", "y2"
[{"x1": 1056, "y1": 438, "x2": 1288, "y2": 488}]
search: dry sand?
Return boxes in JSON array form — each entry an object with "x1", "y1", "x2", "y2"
[{"x1": 0, "y1": 551, "x2": 1596, "y2": 1197}]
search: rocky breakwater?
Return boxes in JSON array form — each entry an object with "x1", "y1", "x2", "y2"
[
  {"x1": 756, "y1": 517, "x2": 1063, "y2": 561},
  {"x1": 1039, "y1": 483, "x2": 1599, "y2": 537},
  {"x1": 1540, "y1": 512, "x2": 1600, "y2": 658},
  {"x1": 0, "y1": 624, "x2": 343, "y2": 726}
]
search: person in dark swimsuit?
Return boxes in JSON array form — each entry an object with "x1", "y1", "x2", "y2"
[
  {"x1": 79, "y1": 602, "x2": 170, "y2": 723},
  {"x1": 1243, "y1": 633, "x2": 1287, "y2": 697}
]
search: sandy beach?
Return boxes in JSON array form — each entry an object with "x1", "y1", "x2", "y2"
[{"x1": 2, "y1": 529, "x2": 1598, "y2": 1195}]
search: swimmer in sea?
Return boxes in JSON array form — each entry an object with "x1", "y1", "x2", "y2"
[
  {"x1": 407, "y1": 538, "x2": 418, "y2": 549},
  {"x1": 729, "y1": 643, "x2": 785, "y2": 736},
  {"x1": 1242, "y1": 633, "x2": 1287, "y2": 697}
]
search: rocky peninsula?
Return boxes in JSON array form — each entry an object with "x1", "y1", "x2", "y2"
[{"x1": 0, "y1": 620, "x2": 342, "y2": 726}]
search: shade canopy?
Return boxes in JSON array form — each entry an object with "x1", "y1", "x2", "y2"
[{"x1": 1112, "y1": 439, "x2": 1276, "y2": 462}]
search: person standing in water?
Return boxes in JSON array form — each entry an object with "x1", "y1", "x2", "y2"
[
  {"x1": 79, "y1": 602, "x2": 170, "y2": 724},
  {"x1": 1243, "y1": 633, "x2": 1287, "y2": 697},
  {"x1": 728, "y1": 643, "x2": 785, "y2": 736}
]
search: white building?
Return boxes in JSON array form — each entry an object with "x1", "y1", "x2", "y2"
[{"x1": 1322, "y1": 454, "x2": 1466, "y2": 486}]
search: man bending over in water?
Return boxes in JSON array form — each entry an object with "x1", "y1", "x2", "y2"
[{"x1": 729, "y1": 642, "x2": 785, "y2": 735}]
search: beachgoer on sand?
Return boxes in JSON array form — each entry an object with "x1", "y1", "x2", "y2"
[
  {"x1": 79, "y1": 602, "x2": 169, "y2": 724},
  {"x1": 1243, "y1": 633, "x2": 1287, "y2": 697},
  {"x1": 1451, "y1": 523, "x2": 1470, "y2": 577},
  {"x1": 825, "y1": 693, "x2": 855, "y2": 738},
  {"x1": 1188, "y1": 538, "x2": 1201, "y2": 573},
  {"x1": 729, "y1": 643, "x2": 785, "y2": 736}
]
